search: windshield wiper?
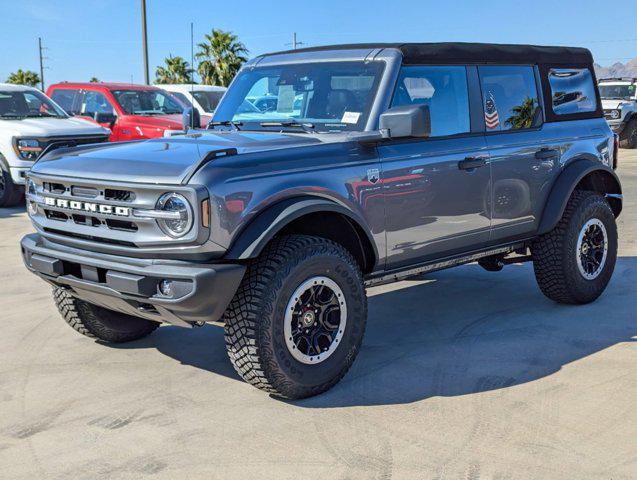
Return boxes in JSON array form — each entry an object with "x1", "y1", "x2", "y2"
[
  {"x1": 259, "y1": 121, "x2": 315, "y2": 132},
  {"x1": 0, "y1": 114, "x2": 25, "y2": 120},
  {"x1": 209, "y1": 120, "x2": 243, "y2": 131}
]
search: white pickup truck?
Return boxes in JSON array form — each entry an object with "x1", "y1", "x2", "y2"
[{"x1": 0, "y1": 83, "x2": 110, "y2": 207}]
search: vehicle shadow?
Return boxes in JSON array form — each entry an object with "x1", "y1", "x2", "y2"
[
  {"x1": 109, "y1": 256, "x2": 637, "y2": 407},
  {"x1": 0, "y1": 206, "x2": 25, "y2": 219}
]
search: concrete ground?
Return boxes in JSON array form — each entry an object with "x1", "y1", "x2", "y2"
[{"x1": 1, "y1": 152, "x2": 636, "y2": 480}]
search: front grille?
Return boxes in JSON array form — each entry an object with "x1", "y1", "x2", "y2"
[
  {"x1": 40, "y1": 135, "x2": 110, "y2": 158},
  {"x1": 104, "y1": 189, "x2": 135, "y2": 202},
  {"x1": 27, "y1": 173, "x2": 202, "y2": 251}
]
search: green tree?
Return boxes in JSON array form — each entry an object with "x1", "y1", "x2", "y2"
[
  {"x1": 505, "y1": 97, "x2": 538, "y2": 130},
  {"x1": 6, "y1": 69, "x2": 40, "y2": 87},
  {"x1": 155, "y1": 55, "x2": 193, "y2": 84},
  {"x1": 89, "y1": 77, "x2": 100, "y2": 83},
  {"x1": 196, "y1": 29, "x2": 247, "y2": 87}
]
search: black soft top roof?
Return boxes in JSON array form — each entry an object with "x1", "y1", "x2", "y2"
[{"x1": 265, "y1": 42, "x2": 593, "y2": 65}]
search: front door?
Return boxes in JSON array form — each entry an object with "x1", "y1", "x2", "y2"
[{"x1": 379, "y1": 65, "x2": 492, "y2": 269}]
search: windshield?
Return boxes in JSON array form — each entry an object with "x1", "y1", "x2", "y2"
[
  {"x1": 192, "y1": 91, "x2": 224, "y2": 113},
  {"x1": 599, "y1": 84, "x2": 636, "y2": 100},
  {"x1": 213, "y1": 61, "x2": 385, "y2": 132},
  {"x1": 0, "y1": 89, "x2": 67, "y2": 119},
  {"x1": 111, "y1": 89, "x2": 184, "y2": 115}
]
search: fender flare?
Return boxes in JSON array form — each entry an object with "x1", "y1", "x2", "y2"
[
  {"x1": 537, "y1": 158, "x2": 622, "y2": 235},
  {"x1": 225, "y1": 196, "x2": 378, "y2": 263}
]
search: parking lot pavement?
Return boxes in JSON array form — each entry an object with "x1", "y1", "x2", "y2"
[{"x1": 1, "y1": 153, "x2": 636, "y2": 480}]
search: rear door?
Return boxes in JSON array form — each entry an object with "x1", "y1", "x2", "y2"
[
  {"x1": 379, "y1": 65, "x2": 492, "y2": 269},
  {"x1": 478, "y1": 65, "x2": 564, "y2": 241}
]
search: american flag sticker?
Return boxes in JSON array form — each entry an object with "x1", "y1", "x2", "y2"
[{"x1": 484, "y1": 92, "x2": 500, "y2": 130}]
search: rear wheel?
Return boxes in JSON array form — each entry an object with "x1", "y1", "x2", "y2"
[
  {"x1": 0, "y1": 162, "x2": 24, "y2": 207},
  {"x1": 532, "y1": 190, "x2": 617, "y2": 304},
  {"x1": 223, "y1": 235, "x2": 367, "y2": 399},
  {"x1": 620, "y1": 119, "x2": 637, "y2": 149},
  {"x1": 53, "y1": 288, "x2": 160, "y2": 343}
]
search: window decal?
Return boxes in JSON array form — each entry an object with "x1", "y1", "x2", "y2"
[{"x1": 484, "y1": 92, "x2": 500, "y2": 130}]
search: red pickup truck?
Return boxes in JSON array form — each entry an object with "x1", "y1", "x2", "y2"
[{"x1": 47, "y1": 82, "x2": 204, "y2": 141}]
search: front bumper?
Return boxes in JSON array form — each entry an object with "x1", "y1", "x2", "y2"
[{"x1": 21, "y1": 233, "x2": 245, "y2": 327}]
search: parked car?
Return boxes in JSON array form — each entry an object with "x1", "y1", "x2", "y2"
[
  {"x1": 598, "y1": 77, "x2": 637, "y2": 148},
  {"x1": 157, "y1": 84, "x2": 226, "y2": 116},
  {"x1": 47, "y1": 82, "x2": 189, "y2": 141},
  {"x1": 22, "y1": 43, "x2": 621, "y2": 399},
  {"x1": 0, "y1": 83, "x2": 109, "y2": 207}
]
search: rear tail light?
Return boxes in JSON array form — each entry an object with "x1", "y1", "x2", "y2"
[{"x1": 613, "y1": 133, "x2": 619, "y2": 170}]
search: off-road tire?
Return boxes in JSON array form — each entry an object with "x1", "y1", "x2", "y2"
[
  {"x1": 620, "y1": 119, "x2": 637, "y2": 149},
  {"x1": 53, "y1": 288, "x2": 160, "y2": 342},
  {"x1": 0, "y1": 161, "x2": 24, "y2": 207},
  {"x1": 532, "y1": 190, "x2": 617, "y2": 304},
  {"x1": 223, "y1": 235, "x2": 367, "y2": 399}
]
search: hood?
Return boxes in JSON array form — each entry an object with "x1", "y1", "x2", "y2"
[
  {"x1": 132, "y1": 114, "x2": 183, "y2": 130},
  {"x1": 31, "y1": 130, "x2": 326, "y2": 184},
  {"x1": 601, "y1": 99, "x2": 624, "y2": 110},
  {"x1": 0, "y1": 116, "x2": 110, "y2": 137}
]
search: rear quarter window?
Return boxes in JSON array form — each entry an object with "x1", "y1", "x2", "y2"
[{"x1": 548, "y1": 68, "x2": 597, "y2": 115}]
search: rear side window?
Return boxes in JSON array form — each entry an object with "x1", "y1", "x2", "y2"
[
  {"x1": 391, "y1": 65, "x2": 470, "y2": 137},
  {"x1": 478, "y1": 66, "x2": 541, "y2": 131},
  {"x1": 548, "y1": 68, "x2": 597, "y2": 115},
  {"x1": 51, "y1": 89, "x2": 79, "y2": 114}
]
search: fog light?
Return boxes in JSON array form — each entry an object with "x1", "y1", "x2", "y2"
[{"x1": 159, "y1": 279, "x2": 174, "y2": 297}]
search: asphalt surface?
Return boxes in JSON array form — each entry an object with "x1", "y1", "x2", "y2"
[{"x1": 1, "y1": 151, "x2": 636, "y2": 479}]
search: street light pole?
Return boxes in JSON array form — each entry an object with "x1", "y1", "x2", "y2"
[{"x1": 141, "y1": 0, "x2": 149, "y2": 85}]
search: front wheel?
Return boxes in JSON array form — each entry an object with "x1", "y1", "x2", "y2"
[
  {"x1": 223, "y1": 235, "x2": 367, "y2": 399},
  {"x1": 53, "y1": 288, "x2": 160, "y2": 342},
  {"x1": 532, "y1": 190, "x2": 617, "y2": 304},
  {"x1": 620, "y1": 119, "x2": 637, "y2": 149},
  {"x1": 0, "y1": 163, "x2": 24, "y2": 207}
]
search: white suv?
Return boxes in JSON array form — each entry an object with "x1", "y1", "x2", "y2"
[
  {"x1": 598, "y1": 78, "x2": 637, "y2": 148},
  {"x1": 0, "y1": 84, "x2": 110, "y2": 207},
  {"x1": 156, "y1": 84, "x2": 226, "y2": 116}
]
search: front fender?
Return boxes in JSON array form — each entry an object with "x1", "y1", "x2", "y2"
[
  {"x1": 537, "y1": 158, "x2": 622, "y2": 235},
  {"x1": 224, "y1": 196, "x2": 378, "y2": 261}
]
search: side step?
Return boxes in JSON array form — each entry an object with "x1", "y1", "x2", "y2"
[{"x1": 364, "y1": 243, "x2": 527, "y2": 287}]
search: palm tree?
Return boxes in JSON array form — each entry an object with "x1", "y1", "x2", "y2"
[
  {"x1": 155, "y1": 55, "x2": 194, "y2": 84},
  {"x1": 89, "y1": 77, "x2": 100, "y2": 83},
  {"x1": 505, "y1": 97, "x2": 538, "y2": 129},
  {"x1": 6, "y1": 69, "x2": 40, "y2": 87},
  {"x1": 196, "y1": 29, "x2": 247, "y2": 87}
]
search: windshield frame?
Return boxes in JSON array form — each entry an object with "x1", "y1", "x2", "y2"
[
  {"x1": 110, "y1": 88, "x2": 184, "y2": 116},
  {"x1": 212, "y1": 58, "x2": 391, "y2": 133},
  {"x1": 0, "y1": 89, "x2": 68, "y2": 120}
]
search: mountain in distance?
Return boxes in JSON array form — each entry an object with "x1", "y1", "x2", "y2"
[{"x1": 595, "y1": 57, "x2": 637, "y2": 80}]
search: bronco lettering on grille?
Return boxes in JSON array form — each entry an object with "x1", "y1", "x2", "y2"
[{"x1": 43, "y1": 197, "x2": 131, "y2": 216}]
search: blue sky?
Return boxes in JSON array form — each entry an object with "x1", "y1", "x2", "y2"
[{"x1": 1, "y1": 0, "x2": 635, "y2": 87}]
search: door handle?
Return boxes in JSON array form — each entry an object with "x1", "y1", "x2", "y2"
[
  {"x1": 535, "y1": 148, "x2": 560, "y2": 160},
  {"x1": 458, "y1": 156, "x2": 488, "y2": 171}
]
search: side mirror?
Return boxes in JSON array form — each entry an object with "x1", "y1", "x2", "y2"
[
  {"x1": 94, "y1": 112, "x2": 116, "y2": 127},
  {"x1": 379, "y1": 104, "x2": 431, "y2": 139},
  {"x1": 182, "y1": 107, "x2": 201, "y2": 131}
]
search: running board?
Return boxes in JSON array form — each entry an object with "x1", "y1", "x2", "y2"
[{"x1": 364, "y1": 243, "x2": 525, "y2": 287}]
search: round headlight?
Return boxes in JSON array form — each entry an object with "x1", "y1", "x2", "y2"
[
  {"x1": 156, "y1": 193, "x2": 193, "y2": 238},
  {"x1": 611, "y1": 109, "x2": 620, "y2": 119}
]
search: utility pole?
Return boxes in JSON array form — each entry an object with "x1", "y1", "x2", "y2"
[
  {"x1": 141, "y1": 0, "x2": 149, "y2": 85},
  {"x1": 291, "y1": 32, "x2": 304, "y2": 50},
  {"x1": 38, "y1": 37, "x2": 45, "y2": 91}
]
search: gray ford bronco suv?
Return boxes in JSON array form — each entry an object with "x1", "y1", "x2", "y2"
[{"x1": 21, "y1": 43, "x2": 622, "y2": 399}]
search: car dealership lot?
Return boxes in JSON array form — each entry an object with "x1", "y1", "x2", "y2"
[{"x1": 1, "y1": 154, "x2": 635, "y2": 479}]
